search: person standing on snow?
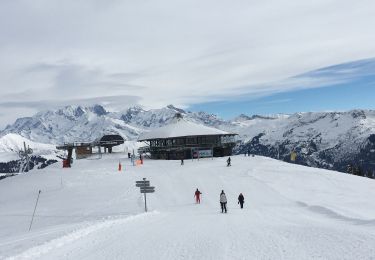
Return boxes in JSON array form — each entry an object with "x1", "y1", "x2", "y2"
[
  {"x1": 194, "y1": 188, "x2": 202, "y2": 204},
  {"x1": 238, "y1": 193, "x2": 245, "y2": 209},
  {"x1": 220, "y1": 190, "x2": 227, "y2": 213},
  {"x1": 227, "y1": 157, "x2": 231, "y2": 167}
]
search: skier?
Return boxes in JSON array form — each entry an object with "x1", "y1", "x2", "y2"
[
  {"x1": 194, "y1": 188, "x2": 202, "y2": 204},
  {"x1": 238, "y1": 193, "x2": 245, "y2": 209},
  {"x1": 220, "y1": 190, "x2": 227, "y2": 213},
  {"x1": 181, "y1": 158, "x2": 184, "y2": 165},
  {"x1": 227, "y1": 157, "x2": 231, "y2": 167}
]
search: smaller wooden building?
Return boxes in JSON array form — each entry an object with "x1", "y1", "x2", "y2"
[
  {"x1": 57, "y1": 134, "x2": 125, "y2": 166},
  {"x1": 76, "y1": 144, "x2": 93, "y2": 159}
]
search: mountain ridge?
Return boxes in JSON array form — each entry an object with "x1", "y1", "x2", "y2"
[{"x1": 1, "y1": 104, "x2": 375, "y2": 175}]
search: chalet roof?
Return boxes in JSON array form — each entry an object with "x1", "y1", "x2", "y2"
[
  {"x1": 99, "y1": 134, "x2": 124, "y2": 143},
  {"x1": 96, "y1": 134, "x2": 124, "y2": 147},
  {"x1": 138, "y1": 118, "x2": 235, "y2": 141}
]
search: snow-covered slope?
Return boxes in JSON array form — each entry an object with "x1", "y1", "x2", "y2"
[{"x1": 0, "y1": 155, "x2": 374, "y2": 259}]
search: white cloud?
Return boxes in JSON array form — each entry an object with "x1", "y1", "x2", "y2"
[{"x1": 0, "y1": 0, "x2": 374, "y2": 127}]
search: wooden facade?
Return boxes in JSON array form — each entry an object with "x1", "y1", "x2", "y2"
[
  {"x1": 140, "y1": 134, "x2": 236, "y2": 160},
  {"x1": 76, "y1": 145, "x2": 93, "y2": 159}
]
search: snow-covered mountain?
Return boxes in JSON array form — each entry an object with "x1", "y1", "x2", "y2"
[
  {"x1": 1, "y1": 105, "x2": 142, "y2": 144},
  {"x1": 231, "y1": 110, "x2": 375, "y2": 173},
  {"x1": 0, "y1": 104, "x2": 227, "y2": 144},
  {"x1": 0, "y1": 134, "x2": 63, "y2": 174},
  {"x1": 1, "y1": 104, "x2": 375, "y2": 174}
]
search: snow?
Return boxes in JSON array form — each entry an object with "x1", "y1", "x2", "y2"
[
  {"x1": 138, "y1": 118, "x2": 233, "y2": 141},
  {"x1": 0, "y1": 134, "x2": 61, "y2": 163},
  {"x1": 1, "y1": 154, "x2": 374, "y2": 259}
]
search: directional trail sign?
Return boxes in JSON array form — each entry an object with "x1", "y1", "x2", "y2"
[
  {"x1": 135, "y1": 181, "x2": 150, "y2": 187},
  {"x1": 135, "y1": 178, "x2": 155, "y2": 212},
  {"x1": 135, "y1": 180, "x2": 149, "y2": 184},
  {"x1": 140, "y1": 186, "x2": 155, "y2": 193}
]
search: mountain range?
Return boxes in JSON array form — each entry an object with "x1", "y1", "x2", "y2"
[{"x1": 1, "y1": 104, "x2": 375, "y2": 175}]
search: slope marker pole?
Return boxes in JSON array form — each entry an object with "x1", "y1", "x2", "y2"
[{"x1": 29, "y1": 190, "x2": 41, "y2": 231}]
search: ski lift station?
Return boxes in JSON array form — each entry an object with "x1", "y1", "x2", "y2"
[
  {"x1": 56, "y1": 134, "x2": 125, "y2": 166},
  {"x1": 138, "y1": 114, "x2": 237, "y2": 160}
]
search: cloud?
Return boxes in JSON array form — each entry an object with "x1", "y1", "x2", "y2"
[
  {"x1": 0, "y1": 0, "x2": 374, "y2": 127},
  {"x1": 0, "y1": 95, "x2": 140, "y2": 110}
]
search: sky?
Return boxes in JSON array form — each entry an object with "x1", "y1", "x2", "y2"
[
  {"x1": 189, "y1": 58, "x2": 375, "y2": 118},
  {"x1": 0, "y1": 0, "x2": 375, "y2": 127}
]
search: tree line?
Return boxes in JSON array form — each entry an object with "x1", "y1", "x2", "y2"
[{"x1": 346, "y1": 164, "x2": 375, "y2": 179}]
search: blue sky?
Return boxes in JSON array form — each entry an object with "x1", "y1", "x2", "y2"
[{"x1": 188, "y1": 58, "x2": 375, "y2": 119}]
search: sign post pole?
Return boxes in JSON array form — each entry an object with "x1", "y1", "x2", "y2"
[
  {"x1": 144, "y1": 192, "x2": 147, "y2": 212},
  {"x1": 143, "y1": 178, "x2": 147, "y2": 212},
  {"x1": 135, "y1": 178, "x2": 155, "y2": 212}
]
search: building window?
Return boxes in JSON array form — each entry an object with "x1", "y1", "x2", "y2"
[{"x1": 186, "y1": 137, "x2": 197, "y2": 144}]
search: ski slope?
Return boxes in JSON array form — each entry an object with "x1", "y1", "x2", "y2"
[{"x1": 0, "y1": 155, "x2": 374, "y2": 259}]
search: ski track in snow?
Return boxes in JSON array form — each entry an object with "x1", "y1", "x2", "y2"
[
  {"x1": 1, "y1": 155, "x2": 375, "y2": 259},
  {"x1": 5, "y1": 212, "x2": 159, "y2": 260}
]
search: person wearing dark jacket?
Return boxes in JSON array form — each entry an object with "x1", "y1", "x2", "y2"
[
  {"x1": 227, "y1": 157, "x2": 231, "y2": 167},
  {"x1": 238, "y1": 193, "x2": 245, "y2": 209}
]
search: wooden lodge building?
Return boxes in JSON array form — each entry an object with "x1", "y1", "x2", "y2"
[{"x1": 138, "y1": 114, "x2": 237, "y2": 160}]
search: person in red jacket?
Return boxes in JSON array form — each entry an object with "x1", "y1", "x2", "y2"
[{"x1": 194, "y1": 189, "x2": 202, "y2": 204}]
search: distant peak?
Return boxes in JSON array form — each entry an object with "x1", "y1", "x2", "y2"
[
  {"x1": 235, "y1": 114, "x2": 252, "y2": 120},
  {"x1": 250, "y1": 115, "x2": 276, "y2": 120},
  {"x1": 166, "y1": 105, "x2": 186, "y2": 114},
  {"x1": 56, "y1": 105, "x2": 85, "y2": 118},
  {"x1": 349, "y1": 109, "x2": 366, "y2": 119},
  {"x1": 234, "y1": 114, "x2": 276, "y2": 121},
  {"x1": 128, "y1": 105, "x2": 144, "y2": 112},
  {"x1": 90, "y1": 104, "x2": 107, "y2": 116}
]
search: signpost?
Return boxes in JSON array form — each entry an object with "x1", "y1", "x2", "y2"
[
  {"x1": 135, "y1": 178, "x2": 155, "y2": 212},
  {"x1": 136, "y1": 180, "x2": 150, "y2": 187},
  {"x1": 140, "y1": 187, "x2": 155, "y2": 193},
  {"x1": 19, "y1": 142, "x2": 33, "y2": 173}
]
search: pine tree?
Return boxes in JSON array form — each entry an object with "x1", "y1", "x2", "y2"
[{"x1": 346, "y1": 164, "x2": 353, "y2": 174}]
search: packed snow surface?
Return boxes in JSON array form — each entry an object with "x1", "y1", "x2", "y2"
[{"x1": 0, "y1": 155, "x2": 374, "y2": 259}]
